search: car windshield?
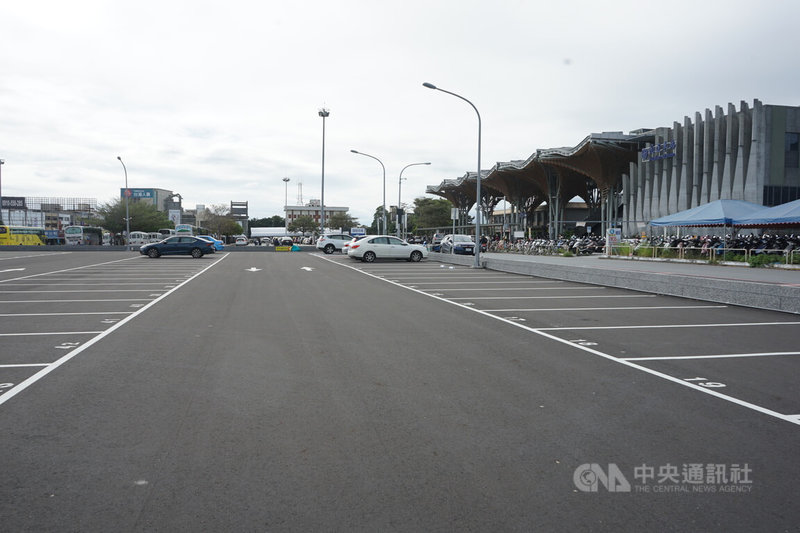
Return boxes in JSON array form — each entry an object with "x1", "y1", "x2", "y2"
[{"x1": 453, "y1": 235, "x2": 474, "y2": 243}]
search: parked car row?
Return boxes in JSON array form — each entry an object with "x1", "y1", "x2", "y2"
[
  {"x1": 439, "y1": 234, "x2": 476, "y2": 255},
  {"x1": 139, "y1": 236, "x2": 218, "y2": 258},
  {"x1": 345, "y1": 235, "x2": 428, "y2": 262}
]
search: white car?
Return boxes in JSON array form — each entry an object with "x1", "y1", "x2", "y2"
[
  {"x1": 316, "y1": 234, "x2": 352, "y2": 254},
  {"x1": 235, "y1": 236, "x2": 248, "y2": 246},
  {"x1": 347, "y1": 235, "x2": 428, "y2": 263}
]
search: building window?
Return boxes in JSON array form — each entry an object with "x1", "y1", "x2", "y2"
[{"x1": 786, "y1": 132, "x2": 800, "y2": 186}]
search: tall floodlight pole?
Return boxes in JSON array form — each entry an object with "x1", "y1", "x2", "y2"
[
  {"x1": 423, "y1": 82, "x2": 482, "y2": 268},
  {"x1": 0, "y1": 159, "x2": 4, "y2": 225},
  {"x1": 117, "y1": 156, "x2": 130, "y2": 250},
  {"x1": 282, "y1": 177, "x2": 290, "y2": 233},
  {"x1": 319, "y1": 108, "x2": 330, "y2": 236},
  {"x1": 351, "y1": 150, "x2": 386, "y2": 235},
  {"x1": 398, "y1": 162, "x2": 431, "y2": 238}
]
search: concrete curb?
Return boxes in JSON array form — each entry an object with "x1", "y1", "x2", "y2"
[{"x1": 432, "y1": 252, "x2": 800, "y2": 315}]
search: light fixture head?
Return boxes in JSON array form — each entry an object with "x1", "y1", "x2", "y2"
[
  {"x1": 318, "y1": 108, "x2": 330, "y2": 117},
  {"x1": 422, "y1": 82, "x2": 437, "y2": 90}
]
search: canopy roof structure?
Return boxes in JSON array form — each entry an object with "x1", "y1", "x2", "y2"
[
  {"x1": 733, "y1": 199, "x2": 800, "y2": 227},
  {"x1": 649, "y1": 200, "x2": 765, "y2": 227}
]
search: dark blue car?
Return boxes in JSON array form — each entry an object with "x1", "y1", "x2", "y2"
[{"x1": 139, "y1": 236, "x2": 216, "y2": 258}]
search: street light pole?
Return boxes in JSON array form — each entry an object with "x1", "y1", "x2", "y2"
[
  {"x1": 398, "y1": 162, "x2": 431, "y2": 238},
  {"x1": 282, "y1": 177, "x2": 290, "y2": 234},
  {"x1": 117, "y1": 156, "x2": 130, "y2": 250},
  {"x1": 319, "y1": 108, "x2": 329, "y2": 237},
  {"x1": 351, "y1": 150, "x2": 386, "y2": 235},
  {"x1": 423, "y1": 82, "x2": 482, "y2": 268},
  {"x1": 0, "y1": 159, "x2": 4, "y2": 225}
]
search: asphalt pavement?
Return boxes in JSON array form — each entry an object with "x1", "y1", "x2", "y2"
[{"x1": 0, "y1": 249, "x2": 798, "y2": 531}]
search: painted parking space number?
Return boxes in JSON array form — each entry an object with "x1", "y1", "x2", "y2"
[
  {"x1": 55, "y1": 342, "x2": 81, "y2": 350},
  {"x1": 684, "y1": 377, "x2": 726, "y2": 388},
  {"x1": 570, "y1": 339, "x2": 598, "y2": 346}
]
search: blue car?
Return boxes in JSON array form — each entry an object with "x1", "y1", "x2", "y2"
[
  {"x1": 197, "y1": 235, "x2": 225, "y2": 251},
  {"x1": 139, "y1": 236, "x2": 216, "y2": 258}
]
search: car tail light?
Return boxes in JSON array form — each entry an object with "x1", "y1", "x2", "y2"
[{"x1": 351, "y1": 244, "x2": 360, "y2": 249}]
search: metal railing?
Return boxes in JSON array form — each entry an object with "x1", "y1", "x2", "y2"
[{"x1": 607, "y1": 245, "x2": 799, "y2": 266}]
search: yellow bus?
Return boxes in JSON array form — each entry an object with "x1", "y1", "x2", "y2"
[{"x1": 0, "y1": 225, "x2": 46, "y2": 246}]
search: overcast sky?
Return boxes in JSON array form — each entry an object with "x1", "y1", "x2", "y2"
[{"x1": 2, "y1": 0, "x2": 799, "y2": 225}]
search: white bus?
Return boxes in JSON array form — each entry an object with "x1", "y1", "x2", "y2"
[
  {"x1": 64, "y1": 226, "x2": 103, "y2": 245},
  {"x1": 147, "y1": 232, "x2": 163, "y2": 243},
  {"x1": 128, "y1": 231, "x2": 149, "y2": 246}
]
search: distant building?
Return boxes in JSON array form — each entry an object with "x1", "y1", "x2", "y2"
[{"x1": 285, "y1": 201, "x2": 349, "y2": 227}]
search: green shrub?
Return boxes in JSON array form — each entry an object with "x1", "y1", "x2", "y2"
[
  {"x1": 660, "y1": 249, "x2": 677, "y2": 259},
  {"x1": 723, "y1": 252, "x2": 746, "y2": 262},
  {"x1": 562, "y1": 251, "x2": 574, "y2": 257},
  {"x1": 748, "y1": 254, "x2": 782, "y2": 268}
]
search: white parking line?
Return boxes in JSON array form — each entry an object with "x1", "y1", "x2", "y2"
[
  {"x1": 0, "y1": 331, "x2": 103, "y2": 337},
  {"x1": 446, "y1": 289, "x2": 609, "y2": 298},
  {"x1": 0, "y1": 363, "x2": 51, "y2": 368},
  {"x1": 379, "y1": 276, "x2": 562, "y2": 281},
  {"x1": 318, "y1": 254, "x2": 800, "y2": 427},
  {"x1": 0, "y1": 252, "x2": 71, "y2": 261},
  {"x1": 0, "y1": 256, "x2": 140, "y2": 283},
  {"x1": 421, "y1": 288, "x2": 644, "y2": 292},
  {"x1": 483, "y1": 304, "x2": 729, "y2": 312},
  {"x1": 0, "y1": 312, "x2": 132, "y2": 317},
  {"x1": 392, "y1": 276, "x2": 564, "y2": 289},
  {"x1": 1, "y1": 282, "x2": 178, "y2": 286},
  {"x1": 453, "y1": 295, "x2": 655, "y2": 300},
  {"x1": 538, "y1": 321, "x2": 800, "y2": 331},
  {"x1": 623, "y1": 351, "x2": 800, "y2": 361},
  {"x1": 0, "y1": 289, "x2": 178, "y2": 293},
  {"x1": 0, "y1": 254, "x2": 229, "y2": 407},
  {"x1": 0, "y1": 299, "x2": 153, "y2": 303}
]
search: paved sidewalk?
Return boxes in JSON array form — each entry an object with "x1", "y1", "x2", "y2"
[{"x1": 433, "y1": 252, "x2": 800, "y2": 314}]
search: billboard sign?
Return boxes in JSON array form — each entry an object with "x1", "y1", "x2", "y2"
[
  {"x1": 1, "y1": 197, "x2": 26, "y2": 209},
  {"x1": 120, "y1": 188, "x2": 155, "y2": 199}
]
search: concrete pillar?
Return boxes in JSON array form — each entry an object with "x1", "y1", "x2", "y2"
[
  {"x1": 704, "y1": 108, "x2": 715, "y2": 203},
  {"x1": 673, "y1": 121, "x2": 687, "y2": 212},
  {"x1": 643, "y1": 143, "x2": 653, "y2": 222},
  {"x1": 682, "y1": 115, "x2": 694, "y2": 209},
  {"x1": 734, "y1": 100, "x2": 752, "y2": 201},
  {"x1": 711, "y1": 105, "x2": 726, "y2": 201},
  {"x1": 693, "y1": 111, "x2": 704, "y2": 207},
  {"x1": 744, "y1": 99, "x2": 763, "y2": 204},
  {"x1": 722, "y1": 102, "x2": 739, "y2": 199}
]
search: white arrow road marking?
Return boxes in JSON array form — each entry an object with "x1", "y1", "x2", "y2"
[
  {"x1": 245, "y1": 267, "x2": 262, "y2": 272},
  {"x1": 300, "y1": 267, "x2": 314, "y2": 271},
  {"x1": 0, "y1": 268, "x2": 25, "y2": 273}
]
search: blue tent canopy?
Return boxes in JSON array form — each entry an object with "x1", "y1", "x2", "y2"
[
  {"x1": 732, "y1": 198, "x2": 800, "y2": 227},
  {"x1": 649, "y1": 200, "x2": 765, "y2": 227}
]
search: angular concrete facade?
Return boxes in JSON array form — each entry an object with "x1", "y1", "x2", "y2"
[{"x1": 427, "y1": 99, "x2": 800, "y2": 237}]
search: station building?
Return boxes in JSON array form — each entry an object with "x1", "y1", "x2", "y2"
[{"x1": 426, "y1": 98, "x2": 800, "y2": 238}]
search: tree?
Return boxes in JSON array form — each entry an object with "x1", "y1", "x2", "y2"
[
  {"x1": 250, "y1": 215, "x2": 285, "y2": 227},
  {"x1": 220, "y1": 219, "x2": 243, "y2": 236},
  {"x1": 369, "y1": 206, "x2": 393, "y2": 234},
  {"x1": 95, "y1": 199, "x2": 172, "y2": 233},
  {"x1": 288, "y1": 215, "x2": 317, "y2": 235},
  {"x1": 204, "y1": 204, "x2": 232, "y2": 238},
  {"x1": 411, "y1": 197, "x2": 453, "y2": 231},
  {"x1": 326, "y1": 212, "x2": 358, "y2": 231}
]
